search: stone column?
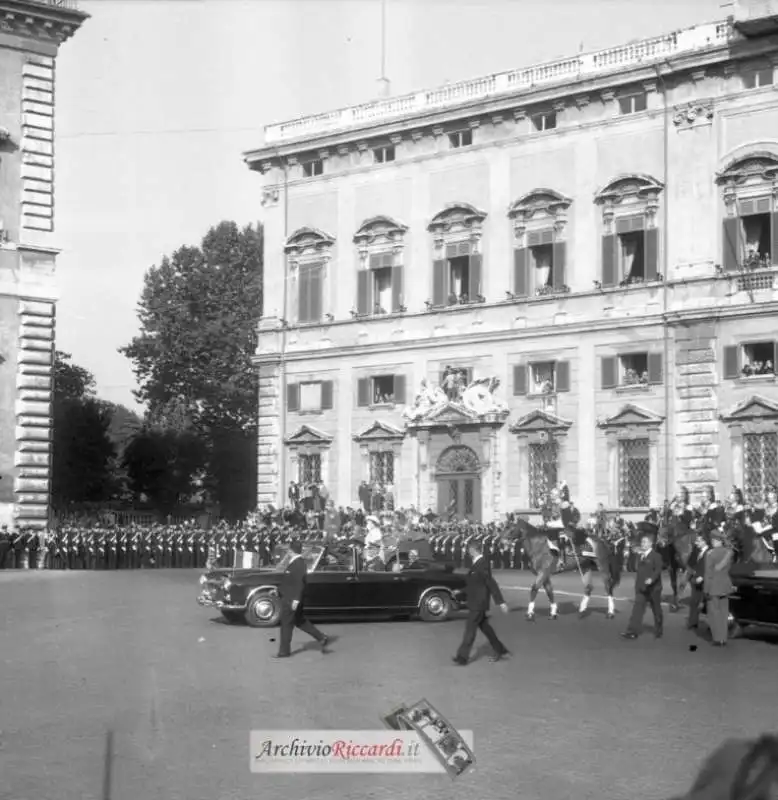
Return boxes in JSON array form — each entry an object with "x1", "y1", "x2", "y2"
[
  {"x1": 14, "y1": 299, "x2": 55, "y2": 529},
  {"x1": 479, "y1": 430, "x2": 494, "y2": 521},
  {"x1": 416, "y1": 430, "x2": 431, "y2": 513},
  {"x1": 256, "y1": 315, "x2": 284, "y2": 507}
]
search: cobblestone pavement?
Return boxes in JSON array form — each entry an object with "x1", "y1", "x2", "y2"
[{"x1": 1, "y1": 569, "x2": 776, "y2": 800}]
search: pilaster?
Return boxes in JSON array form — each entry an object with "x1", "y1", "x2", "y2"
[
  {"x1": 13, "y1": 298, "x2": 54, "y2": 528},
  {"x1": 255, "y1": 315, "x2": 284, "y2": 507}
]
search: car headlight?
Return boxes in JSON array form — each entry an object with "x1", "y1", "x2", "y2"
[{"x1": 199, "y1": 574, "x2": 207, "y2": 586}]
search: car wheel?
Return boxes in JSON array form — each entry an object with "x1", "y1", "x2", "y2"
[
  {"x1": 245, "y1": 592, "x2": 281, "y2": 628},
  {"x1": 419, "y1": 591, "x2": 452, "y2": 622},
  {"x1": 221, "y1": 610, "x2": 244, "y2": 625}
]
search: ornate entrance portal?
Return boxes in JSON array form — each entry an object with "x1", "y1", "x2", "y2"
[{"x1": 435, "y1": 445, "x2": 482, "y2": 522}]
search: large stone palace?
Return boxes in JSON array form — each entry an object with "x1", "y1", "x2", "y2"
[
  {"x1": 247, "y1": 1, "x2": 778, "y2": 522},
  {"x1": 0, "y1": 1, "x2": 87, "y2": 529}
]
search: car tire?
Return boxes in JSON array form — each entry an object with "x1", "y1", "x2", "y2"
[
  {"x1": 245, "y1": 592, "x2": 281, "y2": 628},
  {"x1": 419, "y1": 591, "x2": 453, "y2": 622},
  {"x1": 221, "y1": 610, "x2": 244, "y2": 625}
]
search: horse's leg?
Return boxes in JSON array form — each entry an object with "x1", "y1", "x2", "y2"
[
  {"x1": 668, "y1": 557, "x2": 679, "y2": 612},
  {"x1": 526, "y1": 578, "x2": 541, "y2": 621},
  {"x1": 578, "y1": 570, "x2": 593, "y2": 616},
  {"x1": 604, "y1": 574, "x2": 616, "y2": 619},
  {"x1": 544, "y1": 578, "x2": 558, "y2": 619}
]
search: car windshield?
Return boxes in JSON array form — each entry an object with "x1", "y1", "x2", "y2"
[{"x1": 273, "y1": 546, "x2": 323, "y2": 573}]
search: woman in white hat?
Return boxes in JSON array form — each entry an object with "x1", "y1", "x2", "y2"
[{"x1": 364, "y1": 515, "x2": 385, "y2": 569}]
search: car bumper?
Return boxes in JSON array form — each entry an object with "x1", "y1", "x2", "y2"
[{"x1": 197, "y1": 592, "x2": 246, "y2": 611}]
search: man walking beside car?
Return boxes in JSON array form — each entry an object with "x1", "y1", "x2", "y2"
[
  {"x1": 273, "y1": 539, "x2": 330, "y2": 660},
  {"x1": 453, "y1": 540, "x2": 510, "y2": 666}
]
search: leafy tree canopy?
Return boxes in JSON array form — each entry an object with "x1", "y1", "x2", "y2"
[
  {"x1": 120, "y1": 221, "x2": 263, "y2": 432},
  {"x1": 53, "y1": 350, "x2": 96, "y2": 402}
]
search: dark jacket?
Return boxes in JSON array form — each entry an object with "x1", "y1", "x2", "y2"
[
  {"x1": 466, "y1": 555, "x2": 505, "y2": 612},
  {"x1": 278, "y1": 555, "x2": 307, "y2": 605},
  {"x1": 634, "y1": 550, "x2": 663, "y2": 593},
  {"x1": 687, "y1": 546, "x2": 708, "y2": 584}
]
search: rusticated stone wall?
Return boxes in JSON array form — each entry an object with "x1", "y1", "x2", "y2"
[
  {"x1": 257, "y1": 359, "x2": 282, "y2": 506},
  {"x1": 674, "y1": 322, "x2": 719, "y2": 500},
  {"x1": 14, "y1": 299, "x2": 54, "y2": 528},
  {"x1": 0, "y1": 296, "x2": 20, "y2": 526}
]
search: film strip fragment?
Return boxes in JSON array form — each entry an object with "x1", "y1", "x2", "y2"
[
  {"x1": 381, "y1": 703, "x2": 413, "y2": 731},
  {"x1": 385, "y1": 698, "x2": 475, "y2": 778}
]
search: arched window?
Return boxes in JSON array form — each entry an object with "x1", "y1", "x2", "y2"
[
  {"x1": 508, "y1": 189, "x2": 572, "y2": 297},
  {"x1": 285, "y1": 227, "x2": 335, "y2": 325},
  {"x1": 715, "y1": 149, "x2": 778, "y2": 273},
  {"x1": 353, "y1": 216, "x2": 408, "y2": 316},
  {"x1": 427, "y1": 203, "x2": 487, "y2": 308},
  {"x1": 594, "y1": 174, "x2": 663, "y2": 288}
]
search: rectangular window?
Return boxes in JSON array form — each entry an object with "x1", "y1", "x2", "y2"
[
  {"x1": 298, "y1": 453, "x2": 322, "y2": 485},
  {"x1": 618, "y1": 230, "x2": 645, "y2": 282},
  {"x1": 369, "y1": 452, "x2": 395, "y2": 486},
  {"x1": 531, "y1": 112, "x2": 556, "y2": 131},
  {"x1": 743, "y1": 68, "x2": 774, "y2": 89},
  {"x1": 619, "y1": 353, "x2": 649, "y2": 386},
  {"x1": 618, "y1": 438, "x2": 650, "y2": 508},
  {"x1": 741, "y1": 341, "x2": 776, "y2": 377},
  {"x1": 529, "y1": 361, "x2": 556, "y2": 395},
  {"x1": 449, "y1": 130, "x2": 473, "y2": 149},
  {"x1": 372, "y1": 375, "x2": 395, "y2": 404},
  {"x1": 618, "y1": 93, "x2": 647, "y2": 115},
  {"x1": 529, "y1": 441, "x2": 558, "y2": 509},
  {"x1": 299, "y1": 382, "x2": 323, "y2": 412},
  {"x1": 448, "y1": 255, "x2": 470, "y2": 304},
  {"x1": 372, "y1": 267, "x2": 392, "y2": 314},
  {"x1": 302, "y1": 159, "x2": 324, "y2": 177},
  {"x1": 373, "y1": 146, "x2": 395, "y2": 163},
  {"x1": 744, "y1": 432, "x2": 778, "y2": 506},
  {"x1": 441, "y1": 366, "x2": 473, "y2": 400},
  {"x1": 741, "y1": 205, "x2": 772, "y2": 268},
  {"x1": 298, "y1": 263, "x2": 323, "y2": 323}
]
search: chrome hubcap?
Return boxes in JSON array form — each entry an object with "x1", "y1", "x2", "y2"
[
  {"x1": 425, "y1": 595, "x2": 445, "y2": 615},
  {"x1": 254, "y1": 597, "x2": 275, "y2": 620}
]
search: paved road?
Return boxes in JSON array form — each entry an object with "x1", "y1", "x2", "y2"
[{"x1": 1, "y1": 568, "x2": 775, "y2": 800}]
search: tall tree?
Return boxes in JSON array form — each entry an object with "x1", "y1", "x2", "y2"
[
  {"x1": 120, "y1": 222, "x2": 263, "y2": 518},
  {"x1": 51, "y1": 352, "x2": 117, "y2": 508}
]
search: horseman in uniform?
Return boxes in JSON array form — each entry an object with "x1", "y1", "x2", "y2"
[{"x1": 750, "y1": 484, "x2": 778, "y2": 560}]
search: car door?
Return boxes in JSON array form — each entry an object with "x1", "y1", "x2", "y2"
[
  {"x1": 351, "y1": 564, "x2": 419, "y2": 612},
  {"x1": 747, "y1": 568, "x2": 778, "y2": 626},
  {"x1": 304, "y1": 551, "x2": 358, "y2": 612}
]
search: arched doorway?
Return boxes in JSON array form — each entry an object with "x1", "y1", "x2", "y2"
[{"x1": 435, "y1": 445, "x2": 482, "y2": 522}]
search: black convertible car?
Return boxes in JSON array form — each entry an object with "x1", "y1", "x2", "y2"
[
  {"x1": 197, "y1": 543, "x2": 468, "y2": 627},
  {"x1": 729, "y1": 562, "x2": 778, "y2": 635}
]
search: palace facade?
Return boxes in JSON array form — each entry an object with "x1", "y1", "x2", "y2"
[
  {"x1": 0, "y1": 1, "x2": 87, "y2": 529},
  {"x1": 247, "y1": 2, "x2": 778, "y2": 522}
]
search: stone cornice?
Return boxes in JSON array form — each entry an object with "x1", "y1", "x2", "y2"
[
  {"x1": 0, "y1": 0, "x2": 89, "y2": 43},
  {"x1": 244, "y1": 34, "x2": 778, "y2": 166}
]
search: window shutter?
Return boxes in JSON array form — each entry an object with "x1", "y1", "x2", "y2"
[
  {"x1": 394, "y1": 374, "x2": 406, "y2": 405},
  {"x1": 513, "y1": 364, "x2": 527, "y2": 396},
  {"x1": 555, "y1": 361, "x2": 570, "y2": 392},
  {"x1": 601, "y1": 356, "x2": 618, "y2": 389},
  {"x1": 468, "y1": 253, "x2": 482, "y2": 298},
  {"x1": 432, "y1": 259, "x2": 447, "y2": 306},
  {"x1": 771, "y1": 213, "x2": 778, "y2": 267},
  {"x1": 391, "y1": 266, "x2": 403, "y2": 312},
  {"x1": 601, "y1": 235, "x2": 617, "y2": 287},
  {"x1": 357, "y1": 378, "x2": 370, "y2": 407},
  {"x1": 514, "y1": 248, "x2": 529, "y2": 296},
  {"x1": 357, "y1": 269, "x2": 370, "y2": 315},
  {"x1": 287, "y1": 383, "x2": 300, "y2": 412},
  {"x1": 644, "y1": 228, "x2": 659, "y2": 281},
  {"x1": 722, "y1": 218, "x2": 741, "y2": 272},
  {"x1": 647, "y1": 352, "x2": 663, "y2": 384},
  {"x1": 309, "y1": 265, "x2": 323, "y2": 322},
  {"x1": 320, "y1": 380, "x2": 333, "y2": 410},
  {"x1": 298, "y1": 268, "x2": 311, "y2": 323},
  {"x1": 552, "y1": 241, "x2": 566, "y2": 290},
  {"x1": 774, "y1": 341, "x2": 778, "y2": 368},
  {"x1": 723, "y1": 345, "x2": 740, "y2": 380}
]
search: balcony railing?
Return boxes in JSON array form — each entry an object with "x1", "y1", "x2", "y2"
[
  {"x1": 736, "y1": 267, "x2": 777, "y2": 292},
  {"x1": 264, "y1": 20, "x2": 731, "y2": 144}
]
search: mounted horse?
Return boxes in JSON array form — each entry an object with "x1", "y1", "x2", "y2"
[
  {"x1": 506, "y1": 515, "x2": 560, "y2": 620},
  {"x1": 572, "y1": 509, "x2": 628, "y2": 619},
  {"x1": 650, "y1": 494, "x2": 697, "y2": 612}
]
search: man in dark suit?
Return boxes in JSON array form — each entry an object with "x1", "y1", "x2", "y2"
[
  {"x1": 686, "y1": 533, "x2": 710, "y2": 630},
  {"x1": 453, "y1": 540, "x2": 510, "y2": 665},
  {"x1": 621, "y1": 528, "x2": 664, "y2": 640},
  {"x1": 273, "y1": 539, "x2": 329, "y2": 659}
]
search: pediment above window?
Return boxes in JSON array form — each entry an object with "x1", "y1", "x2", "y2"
[
  {"x1": 284, "y1": 424, "x2": 333, "y2": 446},
  {"x1": 427, "y1": 203, "x2": 487, "y2": 235},
  {"x1": 284, "y1": 227, "x2": 335, "y2": 257},
  {"x1": 598, "y1": 403, "x2": 665, "y2": 429},
  {"x1": 721, "y1": 394, "x2": 778, "y2": 424},
  {"x1": 353, "y1": 216, "x2": 408, "y2": 247},
  {"x1": 716, "y1": 149, "x2": 778, "y2": 185},
  {"x1": 353, "y1": 421, "x2": 406, "y2": 443},
  {"x1": 406, "y1": 400, "x2": 508, "y2": 432},
  {"x1": 509, "y1": 409, "x2": 573, "y2": 434},
  {"x1": 594, "y1": 173, "x2": 664, "y2": 205},
  {"x1": 508, "y1": 189, "x2": 572, "y2": 221}
]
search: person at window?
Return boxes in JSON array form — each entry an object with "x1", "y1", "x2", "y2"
[
  {"x1": 442, "y1": 367, "x2": 458, "y2": 400},
  {"x1": 447, "y1": 291, "x2": 458, "y2": 306},
  {"x1": 458, "y1": 292, "x2": 469, "y2": 304}
]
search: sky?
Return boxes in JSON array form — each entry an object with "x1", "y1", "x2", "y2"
[{"x1": 53, "y1": 0, "x2": 729, "y2": 412}]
